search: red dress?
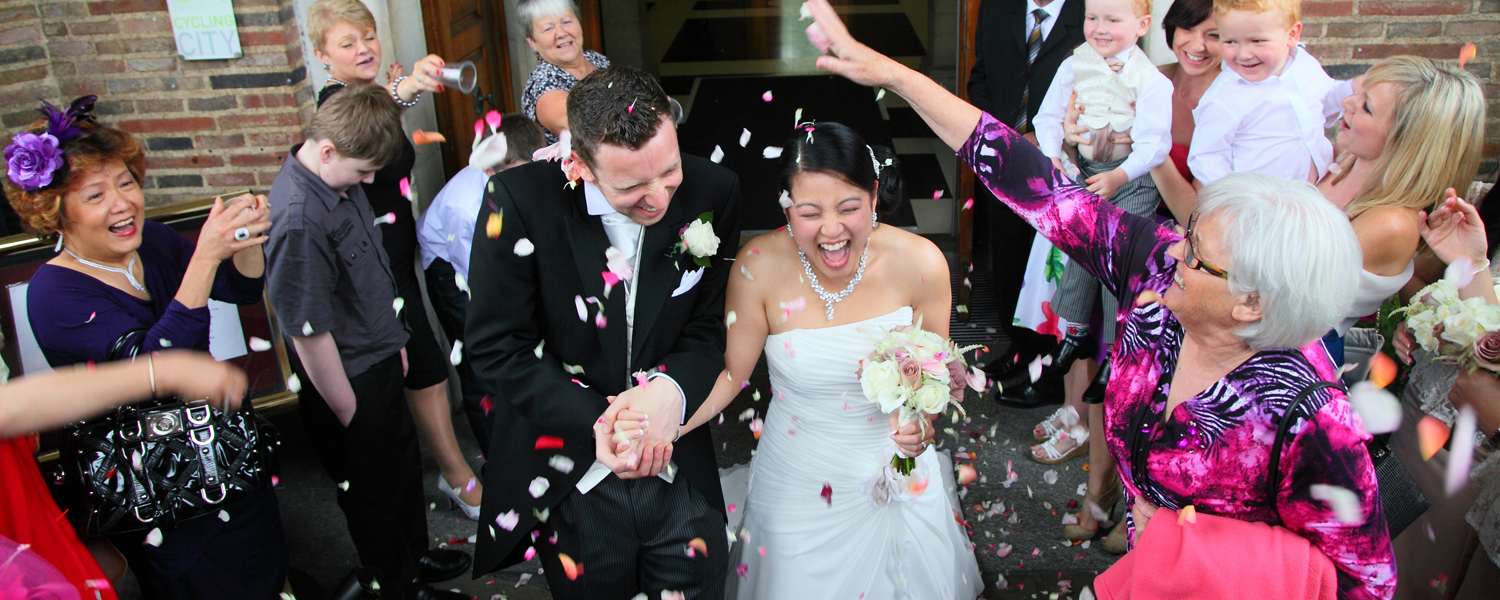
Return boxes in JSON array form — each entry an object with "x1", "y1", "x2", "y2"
[
  {"x1": 0, "y1": 435, "x2": 119, "y2": 600},
  {"x1": 1168, "y1": 143, "x2": 1194, "y2": 183}
]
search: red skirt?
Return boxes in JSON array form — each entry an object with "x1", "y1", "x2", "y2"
[{"x1": 0, "y1": 435, "x2": 119, "y2": 600}]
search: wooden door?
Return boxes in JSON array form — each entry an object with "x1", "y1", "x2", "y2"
[
  {"x1": 955, "y1": 0, "x2": 980, "y2": 320},
  {"x1": 422, "y1": 0, "x2": 516, "y2": 178}
]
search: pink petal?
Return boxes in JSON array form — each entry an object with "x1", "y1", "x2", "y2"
[
  {"x1": 496, "y1": 510, "x2": 519, "y2": 531},
  {"x1": 963, "y1": 198, "x2": 974, "y2": 210},
  {"x1": 474, "y1": 119, "x2": 484, "y2": 138},
  {"x1": 805, "y1": 22, "x2": 832, "y2": 52},
  {"x1": 486, "y1": 110, "x2": 503, "y2": 133},
  {"x1": 399, "y1": 178, "x2": 412, "y2": 200},
  {"x1": 595, "y1": 313, "x2": 608, "y2": 328},
  {"x1": 762, "y1": 91, "x2": 774, "y2": 102},
  {"x1": 1447, "y1": 405, "x2": 1477, "y2": 497},
  {"x1": 933, "y1": 190, "x2": 943, "y2": 200},
  {"x1": 996, "y1": 543, "x2": 1013, "y2": 557},
  {"x1": 1028, "y1": 356, "x2": 1043, "y2": 383},
  {"x1": 524, "y1": 546, "x2": 536, "y2": 561}
]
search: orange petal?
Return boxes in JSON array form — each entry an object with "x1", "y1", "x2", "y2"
[
  {"x1": 1459, "y1": 43, "x2": 1477, "y2": 69},
  {"x1": 688, "y1": 537, "x2": 708, "y2": 557},
  {"x1": 557, "y1": 552, "x2": 582, "y2": 580},
  {"x1": 411, "y1": 129, "x2": 447, "y2": 145},
  {"x1": 1418, "y1": 415, "x2": 1451, "y2": 461},
  {"x1": 486, "y1": 211, "x2": 503, "y2": 239},
  {"x1": 1368, "y1": 352, "x2": 1397, "y2": 389},
  {"x1": 1177, "y1": 504, "x2": 1197, "y2": 525}
]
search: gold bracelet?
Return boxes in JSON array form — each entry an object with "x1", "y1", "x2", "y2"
[{"x1": 147, "y1": 353, "x2": 156, "y2": 397}]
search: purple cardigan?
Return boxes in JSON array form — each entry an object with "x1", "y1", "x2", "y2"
[
  {"x1": 28, "y1": 220, "x2": 263, "y2": 368},
  {"x1": 959, "y1": 112, "x2": 1395, "y2": 600}
]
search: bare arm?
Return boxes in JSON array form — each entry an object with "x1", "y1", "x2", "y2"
[
  {"x1": 535, "y1": 90, "x2": 571, "y2": 137},
  {"x1": 0, "y1": 351, "x2": 247, "y2": 438},
  {"x1": 682, "y1": 242, "x2": 772, "y2": 434},
  {"x1": 1150, "y1": 161, "x2": 1197, "y2": 223},
  {"x1": 290, "y1": 333, "x2": 358, "y2": 426}
]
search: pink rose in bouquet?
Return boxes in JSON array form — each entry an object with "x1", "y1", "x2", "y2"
[
  {"x1": 898, "y1": 356, "x2": 923, "y2": 389},
  {"x1": 1474, "y1": 331, "x2": 1500, "y2": 372}
]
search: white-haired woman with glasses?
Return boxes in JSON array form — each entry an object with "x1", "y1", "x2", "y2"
[
  {"x1": 802, "y1": 0, "x2": 1395, "y2": 596},
  {"x1": 516, "y1": 0, "x2": 610, "y2": 142}
]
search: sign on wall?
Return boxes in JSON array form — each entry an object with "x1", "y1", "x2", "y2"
[{"x1": 167, "y1": 0, "x2": 243, "y2": 60}]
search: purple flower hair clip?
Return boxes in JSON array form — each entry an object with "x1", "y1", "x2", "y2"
[{"x1": 4, "y1": 95, "x2": 97, "y2": 192}]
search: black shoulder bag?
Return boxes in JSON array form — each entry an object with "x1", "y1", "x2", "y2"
[{"x1": 56, "y1": 327, "x2": 280, "y2": 536}]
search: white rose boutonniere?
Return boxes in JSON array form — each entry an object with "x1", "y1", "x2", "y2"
[{"x1": 677, "y1": 212, "x2": 719, "y2": 268}]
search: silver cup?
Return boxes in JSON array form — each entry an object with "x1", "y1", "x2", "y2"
[{"x1": 436, "y1": 61, "x2": 478, "y2": 94}]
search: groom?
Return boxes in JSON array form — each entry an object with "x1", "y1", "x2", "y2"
[{"x1": 466, "y1": 66, "x2": 741, "y2": 599}]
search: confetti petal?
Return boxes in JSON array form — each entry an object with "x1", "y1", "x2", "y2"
[
  {"x1": 1444, "y1": 256, "x2": 1477, "y2": 289},
  {"x1": 523, "y1": 546, "x2": 536, "y2": 561},
  {"x1": 562, "y1": 363, "x2": 585, "y2": 375},
  {"x1": 528, "y1": 477, "x2": 550, "y2": 498},
  {"x1": 749, "y1": 418, "x2": 764, "y2": 439},
  {"x1": 778, "y1": 190, "x2": 793, "y2": 209},
  {"x1": 338, "y1": 480, "x2": 350, "y2": 491},
  {"x1": 688, "y1": 537, "x2": 709, "y2": 557},
  {"x1": 486, "y1": 210, "x2": 503, "y2": 239},
  {"x1": 412, "y1": 129, "x2": 446, "y2": 145},
  {"x1": 392, "y1": 297, "x2": 404, "y2": 316},
  {"x1": 248, "y1": 337, "x2": 272, "y2": 352},
  {"x1": 576, "y1": 295, "x2": 588, "y2": 321},
  {"x1": 496, "y1": 510, "x2": 520, "y2": 531},
  {"x1": 1348, "y1": 381, "x2": 1401, "y2": 434},
  {"x1": 145, "y1": 528, "x2": 163, "y2": 546},
  {"x1": 1446, "y1": 405, "x2": 1477, "y2": 496},
  {"x1": 486, "y1": 110, "x2": 503, "y2": 133},
  {"x1": 966, "y1": 366, "x2": 987, "y2": 392},
  {"x1": 1178, "y1": 504, "x2": 1197, "y2": 524},
  {"x1": 302, "y1": 321, "x2": 314, "y2": 336},
  {"x1": 761, "y1": 90, "x2": 774, "y2": 102},
  {"x1": 805, "y1": 22, "x2": 832, "y2": 52},
  {"x1": 1309, "y1": 484, "x2": 1364, "y2": 525},
  {"x1": 1459, "y1": 42, "x2": 1477, "y2": 68},
  {"x1": 932, "y1": 190, "x2": 943, "y2": 200},
  {"x1": 549, "y1": 455, "x2": 575, "y2": 474},
  {"x1": 996, "y1": 543, "x2": 1013, "y2": 558},
  {"x1": 514, "y1": 238, "x2": 535, "y2": 256},
  {"x1": 535, "y1": 435, "x2": 565, "y2": 450},
  {"x1": 1028, "y1": 356, "x2": 1043, "y2": 383},
  {"x1": 455, "y1": 273, "x2": 469, "y2": 295},
  {"x1": 286, "y1": 374, "x2": 302, "y2": 393},
  {"x1": 710, "y1": 145, "x2": 724, "y2": 163},
  {"x1": 957, "y1": 463, "x2": 977, "y2": 484},
  {"x1": 1419, "y1": 415, "x2": 1451, "y2": 460},
  {"x1": 1042, "y1": 469, "x2": 1058, "y2": 485},
  {"x1": 739, "y1": 128, "x2": 752, "y2": 148},
  {"x1": 1135, "y1": 290, "x2": 1162, "y2": 307},
  {"x1": 399, "y1": 178, "x2": 412, "y2": 200},
  {"x1": 1368, "y1": 352, "x2": 1397, "y2": 389},
  {"x1": 740, "y1": 265, "x2": 755, "y2": 281},
  {"x1": 762, "y1": 146, "x2": 783, "y2": 159},
  {"x1": 820, "y1": 483, "x2": 832, "y2": 506},
  {"x1": 726, "y1": 311, "x2": 738, "y2": 329}
]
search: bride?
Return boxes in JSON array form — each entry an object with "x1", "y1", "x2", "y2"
[{"x1": 610, "y1": 122, "x2": 982, "y2": 599}]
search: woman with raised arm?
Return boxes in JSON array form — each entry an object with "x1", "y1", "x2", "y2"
[{"x1": 798, "y1": 0, "x2": 1393, "y2": 597}]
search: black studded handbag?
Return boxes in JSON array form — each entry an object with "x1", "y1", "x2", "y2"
[{"x1": 55, "y1": 327, "x2": 279, "y2": 537}]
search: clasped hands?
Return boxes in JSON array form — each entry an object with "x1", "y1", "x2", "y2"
[{"x1": 594, "y1": 379, "x2": 682, "y2": 479}]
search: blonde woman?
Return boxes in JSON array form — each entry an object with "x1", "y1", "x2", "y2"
[
  {"x1": 303, "y1": 0, "x2": 486, "y2": 528},
  {"x1": 1317, "y1": 55, "x2": 1486, "y2": 362}
]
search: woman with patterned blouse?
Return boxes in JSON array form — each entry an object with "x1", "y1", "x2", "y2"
[
  {"x1": 517, "y1": 0, "x2": 610, "y2": 143},
  {"x1": 800, "y1": 0, "x2": 1396, "y2": 597}
]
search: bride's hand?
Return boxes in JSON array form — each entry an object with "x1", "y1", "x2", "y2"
[
  {"x1": 805, "y1": 0, "x2": 902, "y2": 89},
  {"x1": 890, "y1": 412, "x2": 937, "y2": 457}
]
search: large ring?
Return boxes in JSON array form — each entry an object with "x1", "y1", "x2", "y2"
[{"x1": 233, "y1": 227, "x2": 250, "y2": 241}]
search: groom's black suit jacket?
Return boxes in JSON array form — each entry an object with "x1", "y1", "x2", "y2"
[{"x1": 466, "y1": 153, "x2": 742, "y2": 576}]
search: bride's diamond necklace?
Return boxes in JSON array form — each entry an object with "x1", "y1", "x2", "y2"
[
  {"x1": 798, "y1": 240, "x2": 869, "y2": 320},
  {"x1": 65, "y1": 248, "x2": 145, "y2": 293}
]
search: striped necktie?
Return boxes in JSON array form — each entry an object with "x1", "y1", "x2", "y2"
[{"x1": 1014, "y1": 7, "x2": 1049, "y2": 134}]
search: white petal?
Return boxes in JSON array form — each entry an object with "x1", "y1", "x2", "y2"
[
  {"x1": 1042, "y1": 469, "x2": 1058, "y2": 485},
  {"x1": 338, "y1": 480, "x2": 350, "y2": 491},
  {"x1": 726, "y1": 311, "x2": 737, "y2": 329},
  {"x1": 739, "y1": 128, "x2": 751, "y2": 147},
  {"x1": 219, "y1": 510, "x2": 230, "y2": 522},
  {"x1": 778, "y1": 190, "x2": 793, "y2": 209},
  {"x1": 1348, "y1": 381, "x2": 1402, "y2": 434},
  {"x1": 528, "y1": 476, "x2": 550, "y2": 498},
  {"x1": 576, "y1": 295, "x2": 588, "y2": 321},
  {"x1": 286, "y1": 374, "x2": 302, "y2": 393},
  {"x1": 549, "y1": 455, "x2": 575, "y2": 474},
  {"x1": 1028, "y1": 356, "x2": 1043, "y2": 383},
  {"x1": 248, "y1": 337, "x2": 272, "y2": 352},
  {"x1": 1309, "y1": 484, "x2": 1364, "y2": 524},
  {"x1": 302, "y1": 321, "x2": 314, "y2": 336},
  {"x1": 1444, "y1": 256, "x2": 1477, "y2": 288},
  {"x1": 145, "y1": 528, "x2": 163, "y2": 546},
  {"x1": 455, "y1": 273, "x2": 469, "y2": 294},
  {"x1": 710, "y1": 145, "x2": 724, "y2": 164},
  {"x1": 160, "y1": 338, "x2": 172, "y2": 348},
  {"x1": 514, "y1": 238, "x2": 535, "y2": 256},
  {"x1": 496, "y1": 509, "x2": 520, "y2": 531},
  {"x1": 450, "y1": 340, "x2": 464, "y2": 366},
  {"x1": 534, "y1": 340, "x2": 546, "y2": 359},
  {"x1": 1447, "y1": 405, "x2": 1477, "y2": 497},
  {"x1": 392, "y1": 297, "x2": 405, "y2": 316},
  {"x1": 762, "y1": 146, "x2": 783, "y2": 159}
]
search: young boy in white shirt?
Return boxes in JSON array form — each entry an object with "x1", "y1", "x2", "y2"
[
  {"x1": 1029, "y1": 0, "x2": 1173, "y2": 391},
  {"x1": 1187, "y1": 0, "x2": 1352, "y2": 185}
]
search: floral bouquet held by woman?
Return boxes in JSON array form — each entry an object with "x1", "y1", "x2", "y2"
[
  {"x1": 1397, "y1": 271, "x2": 1500, "y2": 375},
  {"x1": 858, "y1": 318, "x2": 980, "y2": 481}
]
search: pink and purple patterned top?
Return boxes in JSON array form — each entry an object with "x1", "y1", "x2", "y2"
[{"x1": 958, "y1": 113, "x2": 1395, "y2": 600}]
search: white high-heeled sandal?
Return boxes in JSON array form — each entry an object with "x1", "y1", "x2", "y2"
[
  {"x1": 1031, "y1": 426, "x2": 1089, "y2": 465},
  {"x1": 1032, "y1": 406, "x2": 1079, "y2": 441},
  {"x1": 437, "y1": 476, "x2": 481, "y2": 521}
]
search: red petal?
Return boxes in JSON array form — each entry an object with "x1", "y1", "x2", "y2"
[{"x1": 535, "y1": 435, "x2": 565, "y2": 450}]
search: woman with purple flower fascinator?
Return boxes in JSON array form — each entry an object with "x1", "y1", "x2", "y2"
[{"x1": 2, "y1": 98, "x2": 290, "y2": 599}]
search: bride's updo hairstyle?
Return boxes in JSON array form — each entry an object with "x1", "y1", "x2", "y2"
[{"x1": 778, "y1": 122, "x2": 904, "y2": 219}]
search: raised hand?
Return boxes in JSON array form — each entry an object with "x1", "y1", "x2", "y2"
[
  {"x1": 395, "y1": 54, "x2": 445, "y2": 102},
  {"x1": 1419, "y1": 189, "x2": 1490, "y2": 268},
  {"x1": 195, "y1": 194, "x2": 270, "y2": 264},
  {"x1": 804, "y1": 0, "x2": 901, "y2": 89}
]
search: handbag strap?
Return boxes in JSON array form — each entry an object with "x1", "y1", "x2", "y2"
[{"x1": 1265, "y1": 380, "x2": 1344, "y2": 518}]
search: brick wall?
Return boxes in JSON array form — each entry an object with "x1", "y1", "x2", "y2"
[
  {"x1": 0, "y1": 0, "x2": 313, "y2": 207},
  {"x1": 1304, "y1": 0, "x2": 1499, "y2": 179}
]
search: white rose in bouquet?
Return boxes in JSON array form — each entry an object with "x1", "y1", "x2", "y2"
[
  {"x1": 913, "y1": 383, "x2": 949, "y2": 414},
  {"x1": 681, "y1": 220, "x2": 719, "y2": 258},
  {"x1": 860, "y1": 360, "x2": 908, "y2": 413},
  {"x1": 1473, "y1": 301, "x2": 1500, "y2": 331},
  {"x1": 1442, "y1": 311, "x2": 1481, "y2": 347}
]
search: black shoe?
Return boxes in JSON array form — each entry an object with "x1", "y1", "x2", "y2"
[
  {"x1": 332, "y1": 566, "x2": 388, "y2": 600},
  {"x1": 1081, "y1": 359, "x2": 1110, "y2": 404},
  {"x1": 409, "y1": 584, "x2": 469, "y2": 600},
  {"x1": 988, "y1": 374, "x2": 1060, "y2": 408},
  {"x1": 1041, "y1": 330, "x2": 1094, "y2": 378},
  {"x1": 417, "y1": 549, "x2": 471, "y2": 583}
]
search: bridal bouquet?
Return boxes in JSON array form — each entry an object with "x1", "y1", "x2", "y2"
[
  {"x1": 1396, "y1": 278, "x2": 1500, "y2": 373},
  {"x1": 858, "y1": 319, "x2": 980, "y2": 476}
]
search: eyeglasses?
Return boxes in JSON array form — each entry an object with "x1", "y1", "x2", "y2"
[{"x1": 1181, "y1": 212, "x2": 1230, "y2": 280}]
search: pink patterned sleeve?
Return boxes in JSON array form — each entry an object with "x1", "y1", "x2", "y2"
[
  {"x1": 1279, "y1": 394, "x2": 1397, "y2": 600},
  {"x1": 957, "y1": 112, "x2": 1180, "y2": 300}
]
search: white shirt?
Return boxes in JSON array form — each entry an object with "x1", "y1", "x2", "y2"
[
  {"x1": 416, "y1": 165, "x2": 490, "y2": 279},
  {"x1": 1034, "y1": 46, "x2": 1174, "y2": 181},
  {"x1": 1028, "y1": 0, "x2": 1067, "y2": 42},
  {"x1": 1188, "y1": 46, "x2": 1351, "y2": 185},
  {"x1": 576, "y1": 181, "x2": 683, "y2": 493}
]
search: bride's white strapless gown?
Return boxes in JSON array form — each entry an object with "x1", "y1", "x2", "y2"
[{"x1": 722, "y1": 307, "x2": 983, "y2": 600}]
